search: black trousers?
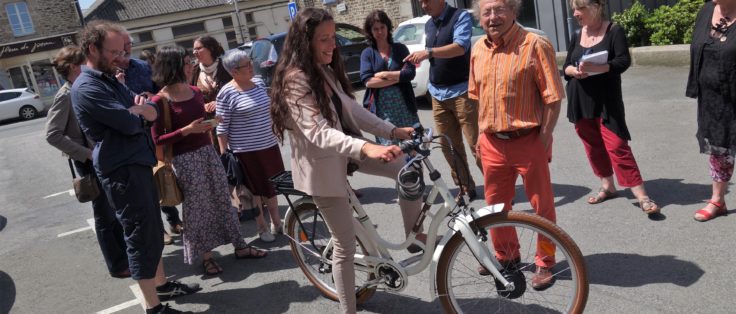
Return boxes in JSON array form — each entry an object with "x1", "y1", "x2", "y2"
[
  {"x1": 74, "y1": 160, "x2": 128, "y2": 275},
  {"x1": 98, "y1": 164, "x2": 164, "y2": 280}
]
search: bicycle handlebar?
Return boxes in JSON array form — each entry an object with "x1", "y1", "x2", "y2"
[{"x1": 398, "y1": 124, "x2": 432, "y2": 155}]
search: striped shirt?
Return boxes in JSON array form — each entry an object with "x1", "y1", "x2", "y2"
[
  {"x1": 468, "y1": 23, "x2": 565, "y2": 133},
  {"x1": 215, "y1": 78, "x2": 277, "y2": 152}
]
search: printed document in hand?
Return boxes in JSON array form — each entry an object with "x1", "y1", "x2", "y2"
[{"x1": 579, "y1": 50, "x2": 608, "y2": 76}]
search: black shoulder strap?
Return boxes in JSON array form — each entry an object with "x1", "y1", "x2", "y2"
[{"x1": 328, "y1": 87, "x2": 357, "y2": 137}]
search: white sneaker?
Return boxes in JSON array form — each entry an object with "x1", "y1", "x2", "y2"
[
  {"x1": 259, "y1": 231, "x2": 275, "y2": 242},
  {"x1": 270, "y1": 223, "x2": 283, "y2": 235}
]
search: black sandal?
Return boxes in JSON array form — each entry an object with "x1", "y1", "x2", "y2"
[{"x1": 235, "y1": 246, "x2": 268, "y2": 259}]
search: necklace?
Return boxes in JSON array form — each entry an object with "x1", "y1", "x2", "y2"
[{"x1": 712, "y1": 16, "x2": 732, "y2": 42}]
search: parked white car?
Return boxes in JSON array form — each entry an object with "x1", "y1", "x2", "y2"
[
  {"x1": 0, "y1": 88, "x2": 45, "y2": 120},
  {"x1": 393, "y1": 13, "x2": 548, "y2": 102}
]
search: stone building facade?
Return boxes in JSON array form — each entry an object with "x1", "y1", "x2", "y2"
[
  {"x1": 297, "y1": 0, "x2": 414, "y2": 30},
  {"x1": 0, "y1": 0, "x2": 84, "y2": 103}
]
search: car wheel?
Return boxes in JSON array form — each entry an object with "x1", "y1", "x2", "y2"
[{"x1": 19, "y1": 105, "x2": 38, "y2": 120}]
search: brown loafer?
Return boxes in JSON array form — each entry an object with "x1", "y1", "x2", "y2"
[
  {"x1": 477, "y1": 257, "x2": 521, "y2": 276},
  {"x1": 163, "y1": 231, "x2": 173, "y2": 245},
  {"x1": 171, "y1": 222, "x2": 184, "y2": 234},
  {"x1": 531, "y1": 266, "x2": 555, "y2": 291}
]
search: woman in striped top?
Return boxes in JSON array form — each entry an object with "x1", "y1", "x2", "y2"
[{"x1": 216, "y1": 49, "x2": 285, "y2": 243}]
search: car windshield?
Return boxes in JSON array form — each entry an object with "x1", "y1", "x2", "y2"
[
  {"x1": 394, "y1": 24, "x2": 424, "y2": 45},
  {"x1": 336, "y1": 26, "x2": 365, "y2": 45}
]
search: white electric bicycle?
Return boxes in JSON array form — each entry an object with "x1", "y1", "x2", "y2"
[{"x1": 271, "y1": 126, "x2": 588, "y2": 313}]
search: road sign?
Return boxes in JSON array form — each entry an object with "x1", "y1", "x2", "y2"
[{"x1": 288, "y1": 2, "x2": 297, "y2": 21}]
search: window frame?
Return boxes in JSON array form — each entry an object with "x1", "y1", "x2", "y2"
[{"x1": 5, "y1": 2, "x2": 35, "y2": 37}]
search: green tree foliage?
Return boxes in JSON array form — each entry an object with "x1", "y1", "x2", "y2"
[
  {"x1": 645, "y1": 0, "x2": 702, "y2": 45},
  {"x1": 612, "y1": 0, "x2": 702, "y2": 47},
  {"x1": 612, "y1": 1, "x2": 651, "y2": 47}
]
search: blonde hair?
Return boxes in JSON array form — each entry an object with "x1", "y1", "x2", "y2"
[{"x1": 570, "y1": 0, "x2": 607, "y2": 19}]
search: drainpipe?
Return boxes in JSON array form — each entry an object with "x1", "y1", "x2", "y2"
[{"x1": 73, "y1": 0, "x2": 85, "y2": 26}]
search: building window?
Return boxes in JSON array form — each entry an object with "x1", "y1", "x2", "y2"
[
  {"x1": 244, "y1": 12, "x2": 254, "y2": 24},
  {"x1": 136, "y1": 31, "x2": 153, "y2": 43},
  {"x1": 248, "y1": 26, "x2": 258, "y2": 38},
  {"x1": 223, "y1": 16, "x2": 233, "y2": 27},
  {"x1": 5, "y1": 2, "x2": 35, "y2": 36},
  {"x1": 172, "y1": 22, "x2": 205, "y2": 37},
  {"x1": 226, "y1": 31, "x2": 238, "y2": 49},
  {"x1": 176, "y1": 39, "x2": 194, "y2": 50}
]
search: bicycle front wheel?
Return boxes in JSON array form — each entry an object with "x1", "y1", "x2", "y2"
[
  {"x1": 285, "y1": 200, "x2": 376, "y2": 304},
  {"x1": 436, "y1": 211, "x2": 588, "y2": 314}
]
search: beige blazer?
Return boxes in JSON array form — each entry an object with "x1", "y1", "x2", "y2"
[
  {"x1": 285, "y1": 67, "x2": 394, "y2": 197},
  {"x1": 45, "y1": 82, "x2": 93, "y2": 162}
]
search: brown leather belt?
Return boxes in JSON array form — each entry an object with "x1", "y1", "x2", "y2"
[{"x1": 490, "y1": 127, "x2": 539, "y2": 140}]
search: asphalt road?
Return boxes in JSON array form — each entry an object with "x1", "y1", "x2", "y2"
[{"x1": 1, "y1": 65, "x2": 735, "y2": 314}]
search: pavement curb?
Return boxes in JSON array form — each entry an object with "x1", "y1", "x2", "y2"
[{"x1": 556, "y1": 44, "x2": 690, "y2": 68}]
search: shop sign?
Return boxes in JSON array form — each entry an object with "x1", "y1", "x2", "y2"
[{"x1": 0, "y1": 34, "x2": 76, "y2": 59}]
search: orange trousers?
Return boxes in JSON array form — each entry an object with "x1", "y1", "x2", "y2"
[{"x1": 478, "y1": 131, "x2": 556, "y2": 268}]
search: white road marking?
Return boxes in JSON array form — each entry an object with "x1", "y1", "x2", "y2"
[
  {"x1": 56, "y1": 226, "x2": 93, "y2": 237},
  {"x1": 94, "y1": 299, "x2": 138, "y2": 314},
  {"x1": 93, "y1": 285, "x2": 144, "y2": 314},
  {"x1": 43, "y1": 189, "x2": 74, "y2": 199},
  {"x1": 130, "y1": 284, "x2": 146, "y2": 311},
  {"x1": 87, "y1": 218, "x2": 95, "y2": 231}
]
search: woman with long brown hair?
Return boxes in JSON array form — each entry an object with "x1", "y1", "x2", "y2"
[{"x1": 270, "y1": 8, "x2": 425, "y2": 314}]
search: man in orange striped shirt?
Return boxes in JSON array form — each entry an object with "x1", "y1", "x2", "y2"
[{"x1": 469, "y1": 0, "x2": 565, "y2": 291}]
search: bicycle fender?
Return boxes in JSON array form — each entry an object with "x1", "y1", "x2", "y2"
[{"x1": 427, "y1": 203, "x2": 505, "y2": 298}]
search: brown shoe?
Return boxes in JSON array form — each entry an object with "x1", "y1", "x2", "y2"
[
  {"x1": 531, "y1": 266, "x2": 555, "y2": 291},
  {"x1": 477, "y1": 257, "x2": 520, "y2": 276}
]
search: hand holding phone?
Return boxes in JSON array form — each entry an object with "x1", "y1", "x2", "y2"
[{"x1": 200, "y1": 119, "x2": 218, "y2": 127}]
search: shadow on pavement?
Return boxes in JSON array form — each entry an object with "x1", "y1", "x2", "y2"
[
  {"x1": 175, "y1": 280, "x2": 320, "y2": 313},
  {"x1": 0, "y1": 271, "x2": 16, "y2": 314},
  {"x1": 514, "y1": 183, "x2": 591, "y2": 207},
  {"x1": 0, "y1": 215, "x2": 6, "y2": 233},
  {"x1": 584, "y1": 253, "x2": 704, "y2": 287},
  {"x1": 643, "y1": 178, "x2": 718, "y2": 207},
  {"x1": 162, "y1": 248, "x2": 296, "y2": 284}
]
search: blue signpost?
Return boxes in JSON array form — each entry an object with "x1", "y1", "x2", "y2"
[{"x1": 288, "y1": 2, "x2": 297, "y2": 21}]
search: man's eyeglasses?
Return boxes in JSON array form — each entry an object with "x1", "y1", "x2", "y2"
[
  {"x1": 102, "y1": 47, "x2": 126, "y2": 58},
  {"x1": 482, "y1": 6, "x2": 510, "y2": 17}
]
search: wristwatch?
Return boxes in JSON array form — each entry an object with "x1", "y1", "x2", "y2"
[{"x1": 425, "y1": 47, "x2": 433, "y2": 59}]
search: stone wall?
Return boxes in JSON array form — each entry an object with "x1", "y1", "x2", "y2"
[
  {"x1": 0, "y1": 0, "x2": 82, "y2": 43},
  {"x1": 299, "y1": 0, "x2": 413, "y2": 31}
]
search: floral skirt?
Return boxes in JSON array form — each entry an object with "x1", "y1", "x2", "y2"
[
  {"x1": 173, "y1": 145, "x2": 247, "y2": 264},
  {"x1": 375, "y1": 86, "x2": 419, "y2": 145}
]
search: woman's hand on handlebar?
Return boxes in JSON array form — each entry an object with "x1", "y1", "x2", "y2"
[
  {"x1": 361, "y1": 142, "x2": 403, "y2": 162},
  {"x1": 392, "y1": 127, "x2": 414, "y2": 140}
]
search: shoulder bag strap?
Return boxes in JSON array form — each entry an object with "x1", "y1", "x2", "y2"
[
  {"x1": 160, "y1": 95, "x2": 174, "y2": 164},
  {"x1": 68, "y1": 158, "x2": 77, "y2": 179}
]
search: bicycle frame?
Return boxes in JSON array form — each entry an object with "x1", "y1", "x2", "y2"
[{"x1": 282, "y1": 128, "x2": 518, "y2": 297}]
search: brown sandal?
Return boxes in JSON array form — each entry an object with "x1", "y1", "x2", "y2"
[
  {"x1": 588, "y1": 188, "x2": 617, "y2": 204},
  {"x1": 203, "y1": 258, "x2": 222, "y2": 275},
  {"x1": 235, "y1": 246, "x2": 268, "y2": 259},
  {"x1": 639, "y1": 198, "x2": 659, "y2": 215}
]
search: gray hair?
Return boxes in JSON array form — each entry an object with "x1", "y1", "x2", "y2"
[
  {"x1": 221, "y1": 49, "x2": 251, "y2": 74},
  {"x1": 473, "y1": 0, "x2": 522, "y2": 19}
]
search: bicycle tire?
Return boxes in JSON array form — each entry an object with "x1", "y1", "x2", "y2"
[
  {"x1": 285, "y1": 201, "x2": 376, "y2": 304},
  {"x1": 436, "y1": 211, "x2": 588, "y2": 314}
]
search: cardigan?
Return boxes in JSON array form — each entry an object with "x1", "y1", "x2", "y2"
[
  {"x1": 563, "y1": 23, "x2": 632, "y2": 140},
  {"x1": 359, "y1": 42, "x2": 417, "y2": 113},
  {"x1": 686, "y1": 1, "x2": 736, "y2": 105}
]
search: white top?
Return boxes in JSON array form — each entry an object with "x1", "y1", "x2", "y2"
[{"x1": 215, "y1": 77, "x2": 277, "y2": 153}]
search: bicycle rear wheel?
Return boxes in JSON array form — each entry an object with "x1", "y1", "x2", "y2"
[
  {"x1": 285, "y1": 200, "x2": 376, "y2": 304},
  {"x1": 436, "y1": 211, "x2": 588, "y2": 314}
]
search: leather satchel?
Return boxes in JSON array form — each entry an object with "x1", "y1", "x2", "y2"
[
  {"x1": 68, "y1": 159, "x2": 100, "y2": 203},
  {"x1": 153, "y1": 96, "x2": 184, "y2": 206}
]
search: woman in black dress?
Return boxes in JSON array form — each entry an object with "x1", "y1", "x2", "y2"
[
  {"x1": 563, "y1": 0, "x2": 658, "y2": 215},
  {"x1": 686, "y1": 0, "x2": 736, "y2": 222}
]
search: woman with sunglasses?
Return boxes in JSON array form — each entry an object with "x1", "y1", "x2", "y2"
[{"x1": 563, "y1": 0, "x2": 658, "y2": 215}]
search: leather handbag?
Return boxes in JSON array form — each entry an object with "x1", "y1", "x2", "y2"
[
  {"x1": 153, "y1": 96, "x2": 184, "y2": 206},
  {"x1": 68, "y1": 159, "x2": 99, "y2": 203}
]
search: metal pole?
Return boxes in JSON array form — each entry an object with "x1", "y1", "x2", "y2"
[{"x1": 231, "y1": 0, "x2": 246, "y2": 43}]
